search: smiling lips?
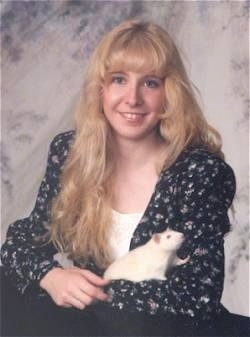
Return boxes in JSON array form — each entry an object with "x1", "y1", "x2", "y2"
[{"x1": 119, "y1": 111, "x2": 147, "y2": 122}]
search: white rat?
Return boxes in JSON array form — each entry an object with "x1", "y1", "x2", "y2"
[{"x1": 104, "y1": 228, "x2": 189, "y2": 282}]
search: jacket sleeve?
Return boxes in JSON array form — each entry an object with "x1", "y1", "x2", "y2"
[
  {"x1": 105, "y1": 154, "x2": 236, "y2": 319},
  {"x1": 1, "y1": 131, "x2": 73, "y2": 296}
]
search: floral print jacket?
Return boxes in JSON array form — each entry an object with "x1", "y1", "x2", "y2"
[{"x1": 1, "y1": 131, "x2": 236, "y2": 320}]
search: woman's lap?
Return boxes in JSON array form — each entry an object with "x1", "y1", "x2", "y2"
[
  {"x1": 1, "y1": 269, "x2": 249, "y2": 336},
  {"x1": 0, "y1": 268, "x2": 97, "y2": 336}
]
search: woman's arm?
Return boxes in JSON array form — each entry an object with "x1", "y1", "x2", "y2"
[
  {"x1": 1, "y1": 131, "x2": 110, "y2": 309},
  {"x1": 106, "y1": 152, "x2": 236, "y2": 319},
  {"x1": 0, "y1": 131, "x2": 74, "y2": 296}
]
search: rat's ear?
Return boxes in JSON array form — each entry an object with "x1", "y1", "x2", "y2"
[{"x1": 153, "y1": 233, "x2": 160, "y2": 244}]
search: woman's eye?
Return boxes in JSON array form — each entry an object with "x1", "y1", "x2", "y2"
[
  {"x1": 111, "y1": 76, "x2": 125, "y2": 84},
  {"x1": 144, "y1": 79, "x2": 160, "y2": 88}
]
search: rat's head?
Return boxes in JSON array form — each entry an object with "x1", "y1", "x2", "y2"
[{"x1": 152, "y1": 228, "x2": 185, "y2": 251}]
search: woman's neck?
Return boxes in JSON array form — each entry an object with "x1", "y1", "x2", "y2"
[
  {"x1": 113, "y1": 135, "x2": 166, "y2": 169},
  {"x1": 111, "y1": 136, "x2": 167, "y2": 214}
]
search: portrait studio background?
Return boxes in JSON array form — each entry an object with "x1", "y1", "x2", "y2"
[{"x1": 1, "y1": 1, "x2": 249, "y2": 317}]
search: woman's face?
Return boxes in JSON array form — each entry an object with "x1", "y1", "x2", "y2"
[{"x1": 102, "y1": 71, "x2": 165, "y2": 142}]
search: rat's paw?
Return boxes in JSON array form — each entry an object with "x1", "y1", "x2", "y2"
[{"x1": 176, "y1": 255, "x2": 190, "y2": 266}]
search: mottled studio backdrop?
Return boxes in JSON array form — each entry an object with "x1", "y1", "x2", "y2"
[{"x1": 1, "y1": 0, "x2": 249, "y2": 316}]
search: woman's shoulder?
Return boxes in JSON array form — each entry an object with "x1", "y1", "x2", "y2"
[
  {"x1": 50, "y1": 130, "x2": 75, "y2": 149},
  {"x1": 173, "y1": 145, "x2": 235, "y2": 177},
  {"x1": 160, "y1": 145, "x2": 236, "y2": 208},
  {"x1": 49, "y1": 130, "x2": 75, "y2": 155},
  {"x1": 161, "y1": 145, "x2": 236, "y2": 197},
  {"x1": 47, "y1": 130, "x2": 75, "y2": 168}
]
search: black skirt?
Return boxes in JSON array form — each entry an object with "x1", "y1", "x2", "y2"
[{"x1": 1, "y1": 268, "x2": 249, "y2": 337}]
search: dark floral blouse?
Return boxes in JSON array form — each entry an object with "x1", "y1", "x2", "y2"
[{"x1": 1, "y1": 131, "x2": 236, "y2": 320}]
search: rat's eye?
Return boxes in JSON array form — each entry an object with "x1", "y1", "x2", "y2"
[{"x1": 167, "y1": 235, "x2": 171, "y2": 239}]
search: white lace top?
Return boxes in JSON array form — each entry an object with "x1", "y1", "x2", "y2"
[{"x1": 109, "y1": 210, "x2": 143, "y2": 259}]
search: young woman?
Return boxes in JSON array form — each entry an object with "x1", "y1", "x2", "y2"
[{"x1": 1, "y1": 20, "x2": 248, "y2": 336}]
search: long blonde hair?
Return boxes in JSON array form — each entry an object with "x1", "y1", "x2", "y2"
[{"x1": 50, "y1": 20, "x2": 223, "y2": 268}]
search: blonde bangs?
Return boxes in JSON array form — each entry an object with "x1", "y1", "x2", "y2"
[{"x1": 102, "y1": 31, "x2": 171, "y2": 78}]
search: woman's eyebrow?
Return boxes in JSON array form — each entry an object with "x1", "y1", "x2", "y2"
[
  {"x1": 109, "y1": 71, "x2": 126, "y2": 75},
  {"x1": 142, "y1": 74, "x2": 164, "y2": 80},
  {"x1": 107, "y1": 72, "x2": 164, "y2": 81}
]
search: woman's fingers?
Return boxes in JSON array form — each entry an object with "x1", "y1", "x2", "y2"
[
  {"x1": 65, "y1": 293, "x2": 88, "y2": 310},
  {"x1": 67, "y1": 267, "x2": 110, "y2": 301},
  {"x1": 79, "y1": 269, "x2": 110, "y2": 287},
  {"x1": 59, "y1": 281, "x2": 105, "y2": 309},
  {"x1": 79, "y1": 281, "x2": 109, "y2": 302},
  {"x1": 40, "y1": 267, "x2": 110, "y2": 310}
]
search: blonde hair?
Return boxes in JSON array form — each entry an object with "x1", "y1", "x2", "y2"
[{"x1": 50, "y1": 20, "x2": 223, "y2": 268}]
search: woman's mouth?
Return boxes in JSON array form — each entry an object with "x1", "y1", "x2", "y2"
[{"x1": 119, "y1": 112, "x2": 147, "y2": 122}]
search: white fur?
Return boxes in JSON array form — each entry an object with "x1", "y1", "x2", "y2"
[{"x1": 104, "y1": 228, "x2": 189, "y2": 282}]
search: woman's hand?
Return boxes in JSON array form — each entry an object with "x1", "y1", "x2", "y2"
[{"x1": 39, "y1": 267, "x2": 110, "y2": 310}]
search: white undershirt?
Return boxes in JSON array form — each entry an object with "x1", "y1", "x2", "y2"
[
  {"x1": 54, "y1": 209, "x2": 143, "y2": 267},
  {"x1": 109, "y1": 210, "x2": 143, "y2": 259}
]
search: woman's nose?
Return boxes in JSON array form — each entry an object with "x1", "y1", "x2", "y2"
[{"x1": 125, "y1": 84, "x2": 143, "y2": 107}]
